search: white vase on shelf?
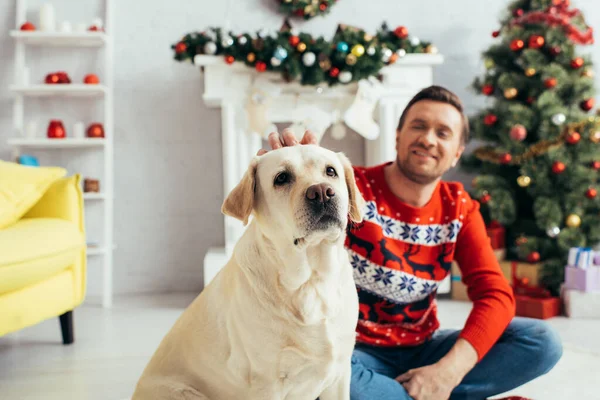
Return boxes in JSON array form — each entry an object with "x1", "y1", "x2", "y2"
[{"x1": 39, "y1": 3, "x2": 56, "y2": 31}]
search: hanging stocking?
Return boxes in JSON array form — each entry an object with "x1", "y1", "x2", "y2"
[
  {"x1": 343, "y1": 78, "x2": 383, "y2": 140},
  {"x1": 330, "y1": 110, "x2": 347, "y2": 140}
]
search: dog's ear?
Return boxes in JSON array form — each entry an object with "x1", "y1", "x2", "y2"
[
  {"x1": 337, "y1": 152, "x2": 366, "y2": 224},
  {"x1": 222, "y1": 157, "x2": 259, "y2": 226}
]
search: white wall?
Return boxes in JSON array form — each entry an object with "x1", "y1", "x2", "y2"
[{"x1": 1, "y1": 0, "x2": 599, "y2": 297}]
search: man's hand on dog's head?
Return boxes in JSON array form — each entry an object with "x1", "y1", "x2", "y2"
[{"x1": 257, "y1": 129, "x2": 319, "y2": 156}]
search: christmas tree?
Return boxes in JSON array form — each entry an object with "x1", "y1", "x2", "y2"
[{"x1": 461, "y1": 0, "x2": 598, "y2": 296}]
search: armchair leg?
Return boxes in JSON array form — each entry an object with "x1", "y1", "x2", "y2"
[{"x1": 59, "y1": 311, "x2": 74, "y2": 345}]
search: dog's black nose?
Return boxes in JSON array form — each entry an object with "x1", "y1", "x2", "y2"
[{"x1": 306, "y1": 183, "x2": 335, "y2": 203}]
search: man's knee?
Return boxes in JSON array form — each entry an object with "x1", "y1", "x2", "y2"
[{"x1": 509, "y1": 317, "x2": 563, "y2": 374}]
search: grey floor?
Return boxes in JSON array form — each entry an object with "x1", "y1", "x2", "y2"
[{"x1": 0, "y1": 294, "x2": 598, "y2": 400}]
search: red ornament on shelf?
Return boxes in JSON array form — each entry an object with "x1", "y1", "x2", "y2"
[
  {"x1": 492, "y1": 30, "x2": 500, "y2": 38},
  {"x1": 571, "y1": 57, "x2": 584, "y2": 69},
  {"x1": 566, "y1": 132, "x2": 581, "y2": 144},
  {"x1": 394, "y1": 26, "x2": 409, "y2": 39},
  {"x1": 581, "y1": 98, "x2": 595, "y2": 111},
  {"x1": 527, "y1": 251, "x2": 541, "y2": 263},
  {"x1": 552, "y1": 161, "x2": 566, "y2": 174},
  {"x1": 510, "y1": 39, "x2": 525, "y2": 51},
  {"x1": 255, "y1": 61, "x2": 267, "y2": 72},
  {"x1": 528, "y1": 35, "x2": 545, "y2": 49},
  {"x1": 47, "y1": 120, "x2": 66, "y2": 139},
  {"x1": 510, "y1": 124, "x2": 527, "y2": 141},
  {"x1": 329, "y1": 67, "x2": 340, "y2": 78},
  {"x1": 20, "y1": 21, "x2": 35, "y2": 31},
  {"x1": 544, "y1": 77, "x2": 557, "y2": 88},
  {"x1": 84, "y1": 74, "x2": 99, "y2": 84},
  {"x1": 175, "y1": 42, "x2": 187, "y2": 54},
  {"x1": 484, "y1": 114, "x2": 498, "y2": 126},
  {"x1": 500, "y1": 153, "x2": 512, "y2": 164},
  {"x1": 225, "y1": 55, "x2": 235, "y2": 64},
  {"x1": 482, "y1": 84, "x2": 494, "y2": 96},
  {"x1": 87, "y1": 123, "x2": 105, "y2": 138},
  {"x1": 586, "y1": 188, "x2": 598, "y2": 199},
  {"x1": 45, "y1": 73, "x2": 60, "y2": 84},
  {"x1": 549, "y1": 46, "x2": 561, "y2": 57},
  {"x1": 592, "y1": 161, "x2": 600, "y2": 170},
  {"x1": 289, "y1": 35, "x2": 300, "y2": 47}
]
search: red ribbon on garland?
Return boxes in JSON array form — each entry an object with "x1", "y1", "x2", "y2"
[{"x1": 510, "y1": 0, "x2": 594, "y2": 45}]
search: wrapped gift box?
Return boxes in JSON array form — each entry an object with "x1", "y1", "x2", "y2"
[
  {"x1": 486, "y1": 221, "x2": 506, "y2": 250},
  {"x1": 515, "y1": 295, "x2": 562, "y2": 320},
  {"x1": 563, "y1": 288, "x2": 600, "y2": 318},
  {"x1": 499, "y1": 260, "x2": 540, "y2": 286},
  {"x1": 565, "y1": 265, "x2": 600, "y2": 292},
  {"x1": 567, "y1": 247, "x2": 595, "y2": 269}
]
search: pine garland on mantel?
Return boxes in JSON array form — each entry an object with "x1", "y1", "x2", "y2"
[
  {"x1": 171, "y1": 22, "x2": 439, "y2": 86},
  {"x1": 277, "y1": 0, "x2": 338, "y2": 20}
]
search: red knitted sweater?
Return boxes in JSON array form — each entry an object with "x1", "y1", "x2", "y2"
[{"x1": 345, "y1": 162, "x2": 516, "y2": 361}]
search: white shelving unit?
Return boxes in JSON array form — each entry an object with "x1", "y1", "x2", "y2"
[{"x1": 9, "y1": 0, "x2": 115, "y2": 308}]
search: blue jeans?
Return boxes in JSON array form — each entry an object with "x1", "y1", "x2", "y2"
[{"x1": 350, "y1": 317, "x2": 563, "y2": 400}]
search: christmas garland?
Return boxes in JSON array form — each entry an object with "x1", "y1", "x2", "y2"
[
  {"x1": 172, "y1": 23, "x2": 438, "y2": 86},
  {"x1": 277, "y1": 0, "x2": 338, "y2": 20}
]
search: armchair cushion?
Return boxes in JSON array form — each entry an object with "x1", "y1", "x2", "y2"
[{"x1": 0, "y1": 160, "x2": 66, "y2": 229}]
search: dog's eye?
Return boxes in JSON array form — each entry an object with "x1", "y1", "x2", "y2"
[
  {"x1": 326, "y1": 167, "x2": 337, "y2": 177},
  {"x1": 274, "y1": 172, "x2": 291, "y2": 186}
]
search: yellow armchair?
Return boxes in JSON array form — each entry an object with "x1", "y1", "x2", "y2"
[{"x1": 0, "y1": 174, "x2": 86, "y2": 344}]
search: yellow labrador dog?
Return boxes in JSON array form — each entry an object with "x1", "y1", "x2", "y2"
[{"x1": 132, "y1": 144, "x2": 365, "y2": 400}]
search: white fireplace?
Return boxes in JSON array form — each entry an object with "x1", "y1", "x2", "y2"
[{"x1": 194, "y1": 54, "x2": 448, "y2": 292}]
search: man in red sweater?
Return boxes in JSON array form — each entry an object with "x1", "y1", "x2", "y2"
[{"x1": 260, "y1": 86, "x2": 562, "y2": 400}]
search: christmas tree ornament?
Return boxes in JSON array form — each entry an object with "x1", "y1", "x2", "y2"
[
  {"x1": 86, "y1": 123, "x2": 105, "y2": 138},
  {"x1": 337, "y1": 42, "x2": 349, "y2": 53},
  {"x1": 571, "y1": 57, "x2": 584, "y2": 69},
  {"x1": 551, "y1": 113, "x2": 566, "y2": 125},
  {"x1": 482, "y1": 84, "x2": 494, "y2": 95},
  {"x1": 396, "y1": 49, "x2": 407, "y2": 58},
  {"x1": 221, "y1": 36, "x2": 234, "y2": 48},
  {"x1": 425, "y1": 44, "x2": 438, "y2": 54},
  {"x1": 492, "y1": 30, "x2": 500, "y2": 38},
  {"x1": 517, "y1": 175, "x2": 531, "y2": 187},
  {"x1": 394, "y1": 26, "x2": 409, "y2": 39},
  {"x1": 225, "y1": 55, "x2": 235, "y2": 64},
  {"x1": 343, "y1": 78, "x2": 383, "y2": 140},
  {"x1": 203, "y1": 41, "x2": 217, "y2": 55},
  {"x1": 582, "y1": 69, "x2": 594, "y2": 78},
  {"x1": 364, "y1": 34, "x2": 373, "y2": 41},
  {"x1": 484, "y1": 59, "x2": 495, "y2": 69},
  {"x1": 329, "y1": 67, "x2": 340, "y2": 78},
  {"x1": 381, "y1": 48, "x2": 393, "y2": 63},
  {"x1": 409, "y1": 36, "x2": 421, "y2": 46},
  {"x1": 566, "y1": 131, "x2": 581, "y2": 144},
  {"x1": 346, "y1": 54, "x2": 357, "y2": 65},
  {"x1": 270, "y1": 57, "x2": 282, "y2": 67},
  {"x1": 515, "y1": 236, "x2": 528, "y2": 246},
  {"x1": 552, "y1": 161, "x2": 566, "y2": 174},
  {"x1": 504, "y1": 88, "x2": 518, "y2": 99},
  {"x1": 586, "y1": 187, "x2": 598, "y2": 199},
  {"x1": 528, "y1": 34, "x2": 545, "y2": 49},
  {"x1": 513, "y1": 8, "x2": 524, "y2": 17},
  {"x1": 247, "y1": 52, "x2": 256, "y2": 63},
  {"x1": 351, "y1": 44, "x2": 365, "y2": 57},
  {"x1": 525, "y1": 68, "x2": 536, "y2": 77},
  {"x1": 255, "y1": 61, "x2": 267, "y2": 72},
  {"x1": 546, "y1": 226, "x2": 560, "y2": 238},
  {"x1": 47, "y1": 120, "x2": 66, "y2": 139},
  {"x1": 175, "y1": 42, "x2": 187, "y2": 54},
  {"x1": 302, "y1": 52, "x2": 316, "y2": 66},
  {"x1": 297, "y1": 42, "x2": 307, "y2": 52},
  {"x1": 289, "y1": 35, "x2": 300, "y2": 46},
  {"x1": 500, "y1": 153, "x2": 512, "y2": 164},
  {"x1": 367, "y1": 46, "x2": 376, "y2": 56},
  {"x1": 84, "y1": 74, "x2": 99, "y2": 84},
  {"x1": 591, "y1": 131, "x2": 600, "y2": 143},
  {"x1": 20, "y1": 21, "x2": 35, "y2": 31},
  {"x1": 592, "y1": 160, "x2": 600, "y2": 170},
  {"x1": 566, "y1": 214, "x2": 581, "y2": 228},
  {"x1": 510, "y1": 124, "x2": 527, "y2": 141},
  {"x1": 319, "y1": 56, "x2": 332, "y2": 70},
  {"x1": 549, "y1": 46, "x2": 561, "y2": 56},
  {"x1": 581, "y1": 98, "x2": 595, "y2": 111},
  {"x1": 510, "y1": 39, "x2": 525, "y2": 51},
  {"x1": 527, "y1": 251, "x2": 541, "y2": 263},
  {"x1": 484, "y1": 114, "x2": 498, "y2": 126},
  {"x1": 338, "y1": 71, "x2": 352, "y2": 83},
  {"x1": 274, "y1": 46, "x2": 288, "y2": 61},
  {"x1": 480, "y1": 192, "x2": 491, "y2": 204},
  {"x1": 544, "y1": 77, "x2": 557, "y2": 88},
  {"x1": 238, "y1": 35, "x2": 248, "y2": 45}
]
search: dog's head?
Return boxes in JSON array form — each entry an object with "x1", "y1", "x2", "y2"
[{"x1": 222, "y1": 145, "x2": 365, "y2": 246}]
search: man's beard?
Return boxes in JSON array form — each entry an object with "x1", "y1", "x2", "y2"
[{"x1": 396, "y1": 157, "x2": 440, "y2": 185}]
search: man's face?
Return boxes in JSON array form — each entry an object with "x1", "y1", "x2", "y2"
[{"x1": 395, "y1": 100, "x2": 465, "y2": 185}]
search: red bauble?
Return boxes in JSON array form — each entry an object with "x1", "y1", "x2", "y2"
[
  {"x1": 84, "y1": 74, "x2": 99, "y2": 84},
  {"x1": 527, "y1": 251, "x2": 541, "y2": 263},
  {"x1": 552, "y1": 161, "x2": 566, "y2": 174},
  {"x1": 592, "y1": 161, "x2": 600, "y2": 170},
  {"x1": 175, "y1": 42, "x2": 187, "y2": 54},
  {"x1": 86, "y1": 123, "x2": 105, "y2": 138},
  {"x1": 527, "y1": 97, "x2": 536, "y2": 104},
  {"x1": 528, "y1": 35, "x2": 545, "y2": 49},
  {"x1": 480, "y1": 193, "x2": 492, "y2": 204},
  {"x1": 510, "y1": 39, "x2": 525, "y2": 51},
  {"x1": 581, "y1": 98, "x2": 595, "y2": 112},
  {"x1": 550, "y1": 47, "x2": 561, "y2": 56},
  {"x1": 513, "y1": 8, "x2": 524, "y2": 17},
  {"x1": 510, "y1": 124, "x2": 527, "y2": 141},
  {"x1": 586, "y1": 188, "x2": 597, "y2": 199},
  {"x1": 571, "y1": 57, "x2": 584, "y2": 69},
  {"x1": 88, "y1": 25, "x2": 101, "y2": 31},
  {"x1": 500, "y1": 153, "x2": 512, "y2": 164},
  {"x1": 255, "y1": 61, "x2": 267, "y2": 72},
  {"x1": 319, "y1": 3, "x2": 327, "y2": 11},
  {"x1": 544, "y1": 77, "x2": 557, "y2": 88},
  {"x1": 225, "y1": 55, "x2": 235, "y2": 64},
  {"x1": 482, "y1": 84, "x2": 494, "y2": 96},
  {"x1": 394, "y1": 26, "x2": 409, "y2": 39},
  {"x1": 56, "y1": 71, "x2": 71, "y2": 83},
  {"x1": 484, "y1": 114, "x2": 498, "y2": 126},
  {"x1": 329, "y1": 67, "x2": 340, "y2": 78},
  {"x1": 47, "y1": 120, "x2": 66, "y2": 139},
  {"x1": 566, "y1": 132, "x2": 581, "y2": 144},
  {"x1": 492, "y1": 30, "x2": 500, "y2": 38},
  {"x1": 20, "y1": 21, "x2": 35, "y2": 31},
  {"x1": 45, "y1": 73, "x2": 60, "y2": 84},
  {"x1": 289, "y1": 36, "x2": 300, "y2": 47}
]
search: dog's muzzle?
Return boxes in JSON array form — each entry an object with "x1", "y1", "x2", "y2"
[{"x1": 305, "y1": 183, "x2": 343, "y2": 230}]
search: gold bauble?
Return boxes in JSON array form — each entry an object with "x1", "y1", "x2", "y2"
[
  {"x1": 346, "y1": 54, "x2": 357, "y2": 65},
  {"x1": 297, "y1": 42, "x2": 307, "y2": 52},
  {"x1": 517, "y1": 175, "x2": 531, "y2": 187},
  {"x1": 425, "y1": 44, "x2": 438, "y2": 54},
  {"x1": 247, "y1": 52, "x2": 256, "y2": 63},
  {"x1": 485, "y1": 59, "x2": 495, "y2": 69},
  {"x1": 504, "y1": 88, "x2": 518, "y2": 99},
  {"x1": 364, "y1": 34, "x2": 373, "y2": 41},
  {"x1": 566, "y1": 214, "x2": 581, "y2": 228},
  {"x1": 319, "y1": 59, "x2": 332, "y2": 70},
  {"x1": 351, "y1": 44, "x2": 365, "y2": 57},
  {"x1": 304, "y1": 5, "x2": 314, "y2": 14},
  {"x1": 525, "y1": 68, "x2": 536, "y2": 77},
  {"x1": 591, "y1": 131, "x2": 600, "y2": 143}
]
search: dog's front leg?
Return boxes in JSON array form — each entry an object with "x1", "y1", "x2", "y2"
[{"x1": 318, "y1": 363, "x2": 351, "y2": 400}]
